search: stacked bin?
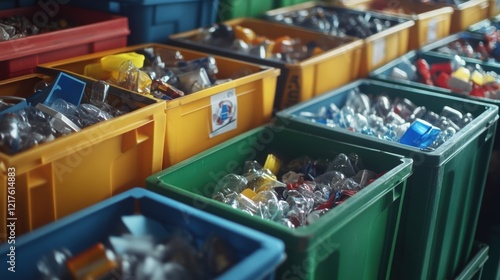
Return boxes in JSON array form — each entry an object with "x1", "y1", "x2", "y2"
[
  {"x1": 274, "y1": 79, "x2": 498, "y2": 279},
  {"x1": 264, "y1": 1, "x2": 415, "y2": 77},
  {"x1": 168, "y1": 17, "x2": 364, "y2": 109},
  {"x1": 339, "y1": 0, "x2": 454, "y2": 50},
  {"x1": 37, "y1": 43, "x2": 280, "y2": 167},
  {"x1": 66, "y1": 0, "x2": 220, "y2": 44},
  {"x1": 369, "y1": 50, "x2": 500, "y2": 148},
  {"x1": 146, "y1": 125, "x2": 413, "y2": 279},
  {"x1": 428, "y1": 0, "x2": 490, "y2": 33},
  {"x1": 218, "y1": 0, "x2": 276, "y2": 20},
  {"x1": 0, "y1": 72, "x2": 166, "y2": 242},
  {"x1": 0, "y1": 188, "x2": 286, "y2": 280},
  {"x1": 0, "y1": 0, "x2": 497, "y2": 278},
  {"x1": 218, "y1": 0, "x2": 311, "y2": 20},
  {"x1": 417, "y1": 28, "x2": 500, "y2": 280},
  {"x1": 0, "y1": 5, "x2": 130, "y2": 79}
]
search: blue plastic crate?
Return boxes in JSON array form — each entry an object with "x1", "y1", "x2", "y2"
[
  {"x1": 68, "y1": 0, "x2": 219, "y2": 44},
  {"x1": 0, "y1": 188, "x2": 285, "y2": 280},
  {"x1": 275, "y1": 79, "x2": 498, "y2": 280}
]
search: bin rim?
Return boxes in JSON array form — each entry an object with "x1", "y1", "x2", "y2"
[{"x1": 275, "y1": 78, "x2": 499, "y2": 167}]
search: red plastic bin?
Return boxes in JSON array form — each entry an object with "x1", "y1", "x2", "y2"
[{"x1": 0, "y1": 5, "x2": 129, "y2": 80}]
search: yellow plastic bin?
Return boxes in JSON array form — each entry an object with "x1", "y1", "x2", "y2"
[
  {"x1": 0, "y1": 73, "x2": 166, "y2": 242},
  {"x1": 169, "y1": 18, "x2": 364, "y2": 109},
  {"x1": 264, "y1": 1, "x2": 414, "y2": 77},
  {"x1": 488, "y1": 0, "x2": 500, "y2": 17},
  {"x1": 339, "y1": 0, "x2": 454, "y2": 50},
  {"x1": 431, "y1": 0, "x2": 489, "y2": 33},
  {"x1": 38, "y1": 43, "x2": 280, "y2": 167}
]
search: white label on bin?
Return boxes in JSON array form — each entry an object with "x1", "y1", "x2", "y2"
[
  {"x1": 372, "y1": 38, "x2": 386, "y2": 66},
  {"x1": 427, "y1": 18, "x2": 438, "y2": 43},
  {"x1": 210, "y1": 88, "x2": 237, "y2": 138}
]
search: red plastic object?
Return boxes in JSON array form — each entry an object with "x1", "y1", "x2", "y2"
[
  {"x1": 0, "y1": 5, "x2": 129, "y2": 80},
  {"x1": 435, "y1": 72, "x2": 451, "y2": 89},
  {"x1": 416, "y1": 58, "x2": 433, "y2": 85},
  {"x1": 430, "y1": 62, "x2": 453, "y2": 76}
]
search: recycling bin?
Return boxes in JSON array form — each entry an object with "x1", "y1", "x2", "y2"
[
  {"x1": 0, "y1": 188, "x2": 286, "y2": 280},
  {"x1": 0, "y1": 5, "x2": 129, "y2": 79},
  {"x1": 146, "y1": 125, "x2": 413, "y2": 280},
  {"x1": 0, "y1": 72, "x2": 166, "y2": 242},
  {"x1": 275, "y1": 79, "x2": 498, "y2": 280},
  {"x1": 264, "y1": 1, "x2": 415, "y2": 76},
  {"x1": 168, "y1": 17, "x2": 364, "y2": 110},
  {"x1": 37, "y1": 43, "x2": 280, "y2": 167}
]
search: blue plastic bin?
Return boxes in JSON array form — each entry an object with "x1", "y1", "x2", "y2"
[
  {"x1": 275, "y1": 79, "x2": 498, "y2": 280},
  {"x1": 67, "y1": 0, "x2": 219, "y2": 44},
  {"x1": 0, "y1": 188, "x2": 285, "y2": 280}
]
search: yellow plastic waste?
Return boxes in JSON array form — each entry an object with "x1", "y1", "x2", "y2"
[
  {"x1": 100, "y1": 52, "x2": 145, "y2": 72},
  {"x1": 263, "y1": 154, "x2": 281, "y2": 176},
  {"x1": 452, "y1": 67, "x2": 471, "y2": 82}
]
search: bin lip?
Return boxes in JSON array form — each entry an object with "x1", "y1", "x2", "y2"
[
  {"x1": 146, "y1": 125, "x2": 413, "y2": 242},
  {"x1": 168, "y1": 17, "x2": 365, "y2": 68},
  {"x1": 275, "y1": 78, "x2": 499, "y2": 164},
  {"x1": 0, "y1": 187, "x2": 286, "y2": 280}
]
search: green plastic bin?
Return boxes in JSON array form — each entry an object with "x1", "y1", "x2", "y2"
[
  {"x1": 275, "y1": 79, "x2": 499, "y2": 280},
  {"x1": 146, "y1": 125, "x2": 413, "y2": 280},
  {"x1": 454, "y1": 242, "x2": 490, "y2": 280},
  {"x1": 277, "y1": 0, "x2": 311, "y2": 7},
  {"x1": 218, "y1": 0, "x2": 275, "y2": 20}
]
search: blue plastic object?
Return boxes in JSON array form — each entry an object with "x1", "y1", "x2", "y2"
[
  {"x1": 68, "y1": 0, "x2": 220, "y2": 44},
  {"x1": 399, "y1": 119, "x2": 441, "y2": 149},
  {"x1": 43, "y1": 72, "x2": 86, "y2": 106},
  {"x1": 0, "y1": 188, "x2": 285, "y2": 280},
  {"x1": 0, "y1": 97, "x2": 28, "y2": 116}
]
